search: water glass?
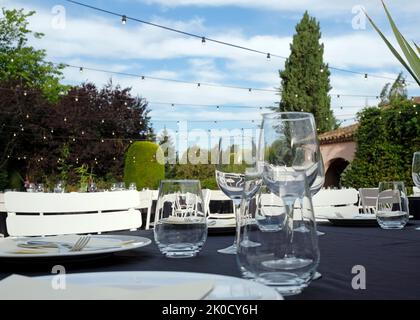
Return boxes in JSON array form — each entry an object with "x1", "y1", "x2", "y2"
[
  {"x1": 26, "y1": 183, "x2": 36, "y2": 192},
  {"x1": 88, "y1": 182, "x2": 97, "y2": 193},
  {"x1": 54, "y1": 181, "x2": 65, "y2": 193},
  {"x1": 128, "y1": 182, "x2": 137, "y2": 190},
  {"x1": 237, "y1": 172, "x2": 320, "y2": 296},
  {"x1": 117, "y1": 182, "x2": 126, "y2": 191},
  {"x1": 154, "y1": 180, "x2": 207, "y2": 258},
  {"x1": 35, "y1": 183, "x2": 45, "y2": 193},
  {"x1": 376, "y1": 181, "x2": 409, "y2": 229},
  {"x1": 110, "y1": 183, "x2": 117, "y2": 191}
]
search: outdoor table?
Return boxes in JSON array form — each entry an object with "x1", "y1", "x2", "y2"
[{"x1": 0, "y1": 221, "x2": 419, "y2": 300}]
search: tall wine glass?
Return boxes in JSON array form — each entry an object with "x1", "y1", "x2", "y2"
[
  {"x1": 215, "y1": 135, "x2": 258, "y2": 254},
  {"x1": 260, "y1": 112, "x2": 320, "y2": 269},
  {"x1": 412, "y1": 152, "x2": 420, "y2": 230},
  {"x1": 412, "y1": 152, "x2": 420, "y2": 189}
]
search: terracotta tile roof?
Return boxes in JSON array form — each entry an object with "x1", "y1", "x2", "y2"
[{"x1": 319, "y1": 123, "x2": 359, "y2": 144}]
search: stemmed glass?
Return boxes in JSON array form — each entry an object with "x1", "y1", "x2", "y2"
[
  {"x1": 412, "y1": 152, "x2": 420, "y2": 189},
  {"x1": 215, "y1": 135, "x2": 258, "y2": 254},
  {"x1": 412, "y1": 152, "x2": 420, "y2": 230},
  {"x1": 260, "y1": 112, "x2": 320, "y2": 269}
]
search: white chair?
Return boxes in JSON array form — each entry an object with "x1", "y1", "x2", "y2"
[
  {"x1": 358, "y1": 188, "x2": 379, "y2": 214},
  {"x1": 4, "y1": 191, "x2": 142, "y2": 237},
  {"x1": 207, "y1": 190, "x2": 234, "y2": 218},
  {"x1": 0, "y1": 193, "x2": 5, "y2": 212},
  {"x1": 312, "y1": 188, "x2": 359, "y2": 219},
  {"x1": 201, "y1": 189, "x2": 211, "y2": 216},
  {"x1": 138, "y1": 190, "x2": 153, "y2": 230}
]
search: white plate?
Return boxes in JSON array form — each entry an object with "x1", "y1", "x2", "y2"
[
  {"x1": 0, "y1": 235, "x2": 151, "y2": 259},
  {"x1": 37, "y1": 271, "x2": 283, "y2": 300}
]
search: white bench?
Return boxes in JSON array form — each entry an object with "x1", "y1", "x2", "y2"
[{"x1": 4, "y1": 191, "x2": 142, "y2": 237}]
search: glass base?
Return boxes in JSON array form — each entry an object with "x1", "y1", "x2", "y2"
[
  {"x1": 218, "y1": 244, "x2": 237, "y2": 254},
  {"x1": 159, "y1": 243, "x2": 201, "y2": 258},
  {"x1": 254, "y1": 272, "x2": 311, "y2": 296},
  {"x1": 313, "y1": 272, "x2": 322, "y2": 280},
  {"x1": 262, "y1": 257, "x2": 313, "y2": 270},
  {"x1": 416, "y1": 227, "x2": 420, "y2": 231},
  {"x1": 165, "y1": 252, "x2": 198, "y2": 258},
  {"x1": 240, "y1": 239, "x2": 261, "y2": 248}
]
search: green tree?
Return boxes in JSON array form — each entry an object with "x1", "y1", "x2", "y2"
[
  {"x1": 157, "y1": 127, "x2": 177, "y2": 178},
  {"x1": 379, "y1": 72, "x2": 407, "y2": 107},
  {"x1": 0, "y1": 8, "x2": 68, "y2": 102},
  {"x1": 277, "y1": 11, "x2": 336, "y2": 133}
]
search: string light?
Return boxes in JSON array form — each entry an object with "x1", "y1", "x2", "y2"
[
  {"x1": 63, "y1": 0, "x2": 417, "y2": 84},
  {"x1": 201, "y1": 37, "x2": 206, "y2": 44},
  {"x1": 266, "y1": 53, "x2": 271, "y2": 60},
  {"x1": 121, "y1": 15, "x2": 127, "y2": 25},
  {"x1": 79, "y1": 67, "x2": 83, "y2": 73},
  {"x1": 364, "y1": 73, "x2": 368, "y2": 79}
]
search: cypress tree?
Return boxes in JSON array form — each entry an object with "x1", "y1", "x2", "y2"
[{"x1": 278, "y1": 11, "x2": 336, "y2": 133}]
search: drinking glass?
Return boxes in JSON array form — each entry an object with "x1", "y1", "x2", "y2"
[
  {"x1": 260, "y1": 112, "x2": 320, "y2": 264},
  {"x1": 88, "y1": 182, "x2": 97, "y2": 193},
  {"x1": 128, "y1": 182, "x2": 137, "y2": 190},
  {"x1": 154, "y1": 180, "x2": 207, "y2": 258},
  {"x1": 110, "y1": 183, "x2": 117, "y2": 191},
  {"x1": 117, "y1": 182, "x2": 126, "y2": 191},
  {"x1": 26, "y1": 183, "x2": 36, "y2": 192},
  {"x1": 412, "y1": 152, "x2": 420, "y2": 188},
  {"x1": 237, "y1": 171, "x2": 320, "y2": 296},
  {"x1": 376, "y1": 181, "x2": 409, "y2": 229},
  {"x1": 412, "y1": 152, "x2": 420, "y2": 230},
  {"x1": 215, "y1": 135, "x2": 258, "y2": 254},
  {"x1": 35, "y1": 183, "x2": 45, "y2": 193},
  {"x1": 54, "y1": 181, "x2": 65, "y2": 193}
]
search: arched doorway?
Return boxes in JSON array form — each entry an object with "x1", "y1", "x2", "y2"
[{"x1": 324, "y1": 158, "x2": 349, "y2": 188}]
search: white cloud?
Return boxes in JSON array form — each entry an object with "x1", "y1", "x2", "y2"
[{"x1": 141, "y1": 0, "x2": 420, "y2": 17}]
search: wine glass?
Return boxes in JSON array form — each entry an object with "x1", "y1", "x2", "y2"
[
  {"x1": 260, "y1": 112, "x2": 320, "y2": 269},
  {"x1": 215, "y1": 135, "x2": 258, "y2": 254},
  {"x1": 411, "y1": 152, "x2": 420, "y2": 230},
  {"x1": 412, "y1": 152, "x2": 420, "y2": 188}
]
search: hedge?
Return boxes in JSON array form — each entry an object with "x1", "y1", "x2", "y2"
[
  {"x1": 341, "y1": 99, "x2": 420, "y2": 190},
  {"x1": 124, "y1": 141, "x2": 165, "y2": 190}
]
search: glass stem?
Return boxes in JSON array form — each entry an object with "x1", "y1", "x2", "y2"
[
  {"x1": 233, "y1": 200, "x2": 242, "y2": 248},
  {"x1": 284, "y1": 202, "x2": 295, "y2": 259}
]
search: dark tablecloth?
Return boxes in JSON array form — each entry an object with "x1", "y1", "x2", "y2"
[
  {"x1": 409, "y1": 197, "x2": 420, "y2": 220},
  {"x1": 0, "y1": 221, "x2": 419, "y2": 300}
]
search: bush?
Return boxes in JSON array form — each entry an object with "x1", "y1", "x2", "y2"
[
  {"x1": 124, "y1": 141, "x2": 165, "y2": 190},
  {"x1": 341, "y1": 99, "x2": 420, "y2": 190}
]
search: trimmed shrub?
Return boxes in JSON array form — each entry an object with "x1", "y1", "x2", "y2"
[
  {"x1": 341, "y1": 99, "x2": 420, "y2": 190},
  {"x1": 124, "y1": 141, "x2": 165, "y2": 190}
]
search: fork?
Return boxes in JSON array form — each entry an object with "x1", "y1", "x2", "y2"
[
  {"x1": 19, "y1": 235, "x2": 91, "y2": 252},
  {"x1": 68, "y1": 236, "x2": 91, "y2": 252}
]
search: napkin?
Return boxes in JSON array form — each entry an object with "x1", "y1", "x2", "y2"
[{"x1": 0, "y1": 274, "x2": 214, "y2": 300}]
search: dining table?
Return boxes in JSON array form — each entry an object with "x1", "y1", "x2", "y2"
[{"x1": 0, "y1": 219, "x2": 419, "y2": 300}]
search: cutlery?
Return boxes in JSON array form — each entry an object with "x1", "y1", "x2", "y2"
[{"x1": 18, "y1": 236, "x2": 91, "y2": 252}]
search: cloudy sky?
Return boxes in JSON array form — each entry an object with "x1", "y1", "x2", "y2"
[{"x1": 1, "y1": 0, "x2": 419, "y2": 146}]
